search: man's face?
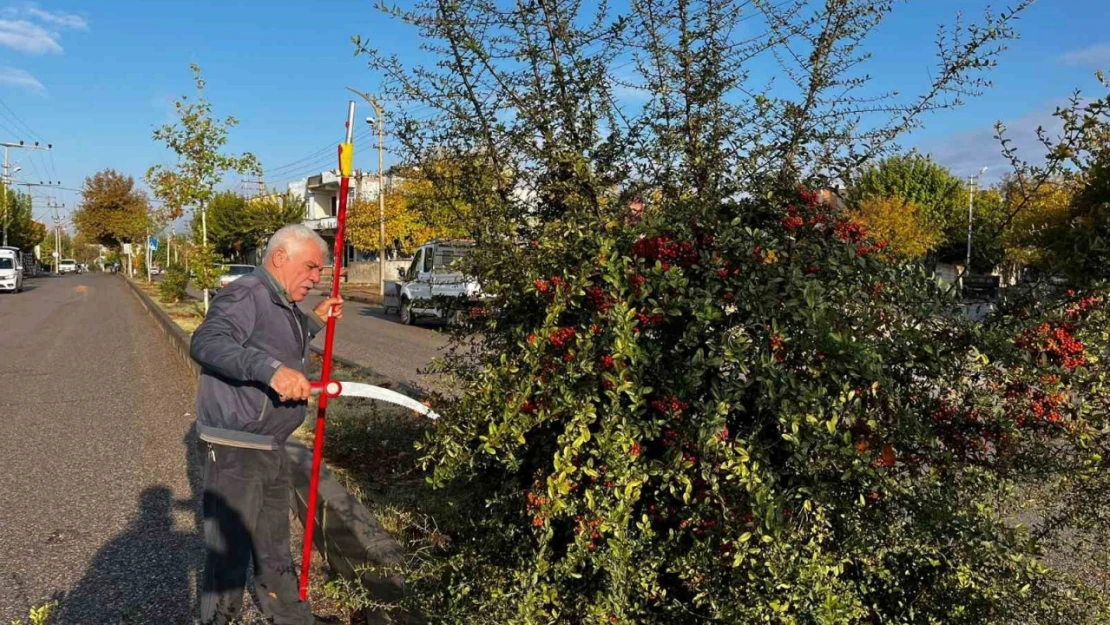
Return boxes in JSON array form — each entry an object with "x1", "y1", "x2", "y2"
[{"x1": 272, "y1": 240, "x2": 324, "y2": 302}]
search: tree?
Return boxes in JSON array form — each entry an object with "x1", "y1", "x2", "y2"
[
  {"x1": 251, "y1": 191, "x2": 306, "y2": 241},
  {"x1": 1000, "y1": 177, "x2": 1073, "y2": 268},
  {"x1": 147, "y1": 64, "x2": 260, "y2": 301},
  {"x1": 38, "y1": 227, "x2": 72, "y2": 265},
  {"x1": 200, "y1": 190, "x2": 306, "y2": 261},
  {"x1": 850, "y1": 195, "x2": 940, "y2": 259},
  {"x1": 1, "y1": 187, "x2": 43, "y2": 251},
  {"x1": 342, "y1": 2, "x2": 1110, "y2": 623},
  {"x1": 936, "y1": 187, "x2": 1008, "y2": 272},
  {"x1": 72, "y1": 169, "x2": 151, "y2": 249},
  {"x1": 850, "y1": 154, "x2": 965, "y2": 241},
  {"x1": 346, "y1": 169, "x2": 471, "y2": 256},
  {"x1": 202, "y1": 190, "x2": 252, "y2": 259}
]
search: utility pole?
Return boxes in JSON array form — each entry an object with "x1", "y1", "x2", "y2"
[
  {"x1": 44, "y1": 196, "x2": 64, "y2": 273},
  {"x1": 347, "y1": 87, "x2": 387, "y2": 296},
  {"x1": 1, "y1": 140, "x2": 53, "y2": 246},
  {"x1": 962, "y1": 166, "x2": 988, "y2": 293}
]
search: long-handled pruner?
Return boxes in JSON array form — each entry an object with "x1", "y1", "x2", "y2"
[{"x1": 309, "y1": 380, "x2": 440, "y2": 420}]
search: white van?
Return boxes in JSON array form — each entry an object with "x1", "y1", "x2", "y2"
[
  {"x1": 58, "y1": 259, "x2": 77, "y2": 275},
  {"x1": 0, "y1": 247, "x2": 24, "y2": 293}
]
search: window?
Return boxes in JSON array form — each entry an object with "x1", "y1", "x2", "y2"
[
  {"x1": 408, "y1": 250, "x2": 422, "y2": 281},
  {"x1": 330, "y1": 196, "x2": 338, "y2": 217},
  {"x1": 423, "y1": 248, "x2": 434, "y2": 273},
  {"x1": 0, "y1": 258, "x2": 12, "y2": 269}
]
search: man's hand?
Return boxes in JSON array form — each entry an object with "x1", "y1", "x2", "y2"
[
  {"x1": 270, "y1": 365, "x2": 312, "y2": 402},
  {"x1": 314, "y1": 297, "x2": 344, "y2": 321}
]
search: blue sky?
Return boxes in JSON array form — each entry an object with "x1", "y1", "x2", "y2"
[{"x1": 0, "y1": 0, "x2": 1106, "y2": 231}]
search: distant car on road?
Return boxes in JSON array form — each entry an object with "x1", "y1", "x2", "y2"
[
  {"x1": 217, "y1": 264, "x2": 255, "y2": 289},
  {"x1": 58, "y1": 259, "x2": 78, "y2": 275},
  {"x1": 0, "y1": 247, "x2": 24, "y2": 293}
]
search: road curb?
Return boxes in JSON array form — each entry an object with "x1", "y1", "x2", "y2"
[
  {"x1": 121, "y1": 274, "x2": 201, "y2": 378},
  {"x1": 119, "y1": 275, "x2": 407, "y2": 623}
]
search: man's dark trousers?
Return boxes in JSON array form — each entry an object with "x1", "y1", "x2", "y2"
[{"x1": 199, "y1": 444, "x2": 313, "y2": 625}]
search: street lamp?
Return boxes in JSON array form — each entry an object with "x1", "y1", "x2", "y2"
[
  {"x1": 963, "y1": 166, "x2": 988, "y2": 291},
  {"x1": 348, "y1": 86, "x2": 386, "y2": 296}
]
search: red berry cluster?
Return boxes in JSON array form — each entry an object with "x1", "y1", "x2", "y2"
[
  {"x1": 575, "y1": 515, "x2": 604, "y2": 550},
  {"x1": 598, "y1": 354, "x2": 614, "y2": 370},
  {"x1": 834, "y1": 219, "x2": 868, "y2": 243},
  {"x1": 526, "y1": 490, "x2": 547, "y2": 511},
  {"x1": 797, "y1": 187, "x2": 820, "y2": 208},
  {"x1": 630, "y1": 233, "x2": 698, "y2": 268},
  {"x1": 586, "y1": 285, "x2": 611, "y2": 312},
  {"x1": 637, "y1": 310, "x2": 665, "y2": 328},
  {"x1": 548, "y1": 326, "x2": 577, "y2": 349},
  {"x1": 781, "y1": 211, "x2": 804, "y2": 231},
  {"x1": 1066, "y1": 292, "x2": 1103, "y2": 319},
  {"x1": 932, "y1": 401, "x2": 1008, "y2": 459},
  {"x1": 533, "y1": 276, "x2": 565, "y2": 299},
  {"x1": 662, "y1": 429, "x2": 681, "y2": 448},
  {"x1": 1004, "y1": 383, "x2": 1065, "y2": 427},
  {"x1": 1016, "y1": 322, "x2": 1086, "y2": 370},
  {"x1": 770, "y1": 335, "x2": 786, "y2": 363},
  {"x1": 630, "y1": 442, "x2": 642, "y2": 458},
  {"x1": 629, "y1": 273, "x2": 646, "y2": 294},
  {"x1": 651, "y1": 396, "x2": 689, "y2": 418}
]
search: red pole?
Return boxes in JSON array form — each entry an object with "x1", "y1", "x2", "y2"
[{"x1": 300, "y1": 101, "x2": 357, "y2": 600}]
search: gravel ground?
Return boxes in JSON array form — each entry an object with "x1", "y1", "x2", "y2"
[{"x1": 0, "y1": 274, "x2": 344, "y2": 624}]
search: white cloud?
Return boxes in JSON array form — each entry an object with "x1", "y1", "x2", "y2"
[
  {"x1": 0, "y1": 19, "x2": 60, "y2": 53},
  {"x1": 0, "y1": 66, "x2": 44, "y2": 93},
  {"x1": 1060, "y1": 43, "x2": 1110, "y2": 67},
  {"x1": 25, "y1": 5, "x2": 86, "y2": 30},
  {"x1": 0, "y1": 4, "x2": 89, "y2": 54},
  {"x1": 916, "y1": 104, "x2": 1067, "y2": 181}
]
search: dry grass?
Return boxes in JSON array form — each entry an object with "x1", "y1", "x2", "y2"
[{"x1": 133, "y1": 280, "x2": 205, "y2": 334}]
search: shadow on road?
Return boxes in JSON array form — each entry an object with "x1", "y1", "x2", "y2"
[
  {"x1": 52, "y1": 428, "x2": 206, "y2": 624},
  {"x1": 357, "y1": 305, "x2": 447, "y2": 329},
  {"x1": 52, "y1": 486, "x2": 201, "y2": 624}
]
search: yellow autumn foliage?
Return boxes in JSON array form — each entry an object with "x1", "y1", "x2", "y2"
[
  {"x1": 346, "y1": 174, "x2": 470, "y2": 256},
  {"x1": 851, "y1": 195, "x2": 940, "y2": 259}
]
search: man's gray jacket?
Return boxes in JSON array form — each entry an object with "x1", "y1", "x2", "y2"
[{"x1": 190, "y1": 268, "x2": 325, "y2": 450}]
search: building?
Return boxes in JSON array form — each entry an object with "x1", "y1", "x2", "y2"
[{"x1": 287, "y1": 169, "x2": 401, "y2": 263}]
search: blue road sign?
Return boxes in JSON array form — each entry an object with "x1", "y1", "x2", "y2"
[{"x1": 149, "y1": 237, "x2": 159, "y2": 252}]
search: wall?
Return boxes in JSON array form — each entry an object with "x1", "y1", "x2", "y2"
[{"x1": 347, "y1": 259, "x2": 411, "y2": 285}]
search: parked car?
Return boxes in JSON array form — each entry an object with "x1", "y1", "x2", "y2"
[
  {"x1": 58, "y1": 259, "x2": 78, "y2": 275},
  {"x1": 0, "y1": 247, "x2": 24, "y2": 293},
  {"x1": 217, "y1": 264, "x2": 255, "y2": 289},
  {"x1": 384, "y1": 240, "x2": 480, "y2": 325}
]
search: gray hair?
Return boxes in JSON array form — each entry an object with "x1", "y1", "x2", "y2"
[{"x1": 263, "y1": 224, "x2": 330, "y2": 264}]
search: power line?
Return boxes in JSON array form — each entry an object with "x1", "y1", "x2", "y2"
[
  {"x1": 265, "y1": 128, "x2": 373, "y2": 176},
  {"x1": 0, "y1": 97, "x2": 44, "y2": 142}
]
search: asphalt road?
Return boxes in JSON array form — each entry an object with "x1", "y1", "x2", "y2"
[
  {"x1": 0, "y1": 273, "x2": 201, "y2": 622},
  {"x1": 301, "y1": 292, "x2": 449, "y2": 390}
]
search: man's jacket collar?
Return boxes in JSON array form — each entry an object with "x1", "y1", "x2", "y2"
[{"x1": 255, "y1": 267, "x2": 294, "y2": 309}]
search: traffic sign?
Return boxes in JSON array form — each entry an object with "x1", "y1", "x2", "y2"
[{"x1": 149, "y1": 237, "x2": 159, "y2": 252}]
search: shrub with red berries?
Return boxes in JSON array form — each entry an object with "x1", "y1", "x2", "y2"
[{"x1": 400, "y1": 185, "x2": 1110, "y2": 624}]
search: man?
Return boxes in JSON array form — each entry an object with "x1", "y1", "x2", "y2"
[{"x1": 190, "y1": 224, "x2": 344, "y2": 625}]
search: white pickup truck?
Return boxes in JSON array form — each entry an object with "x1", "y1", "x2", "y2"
[{"x1": 384, "y1": 240, "x2": 481, "y2": 325}]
